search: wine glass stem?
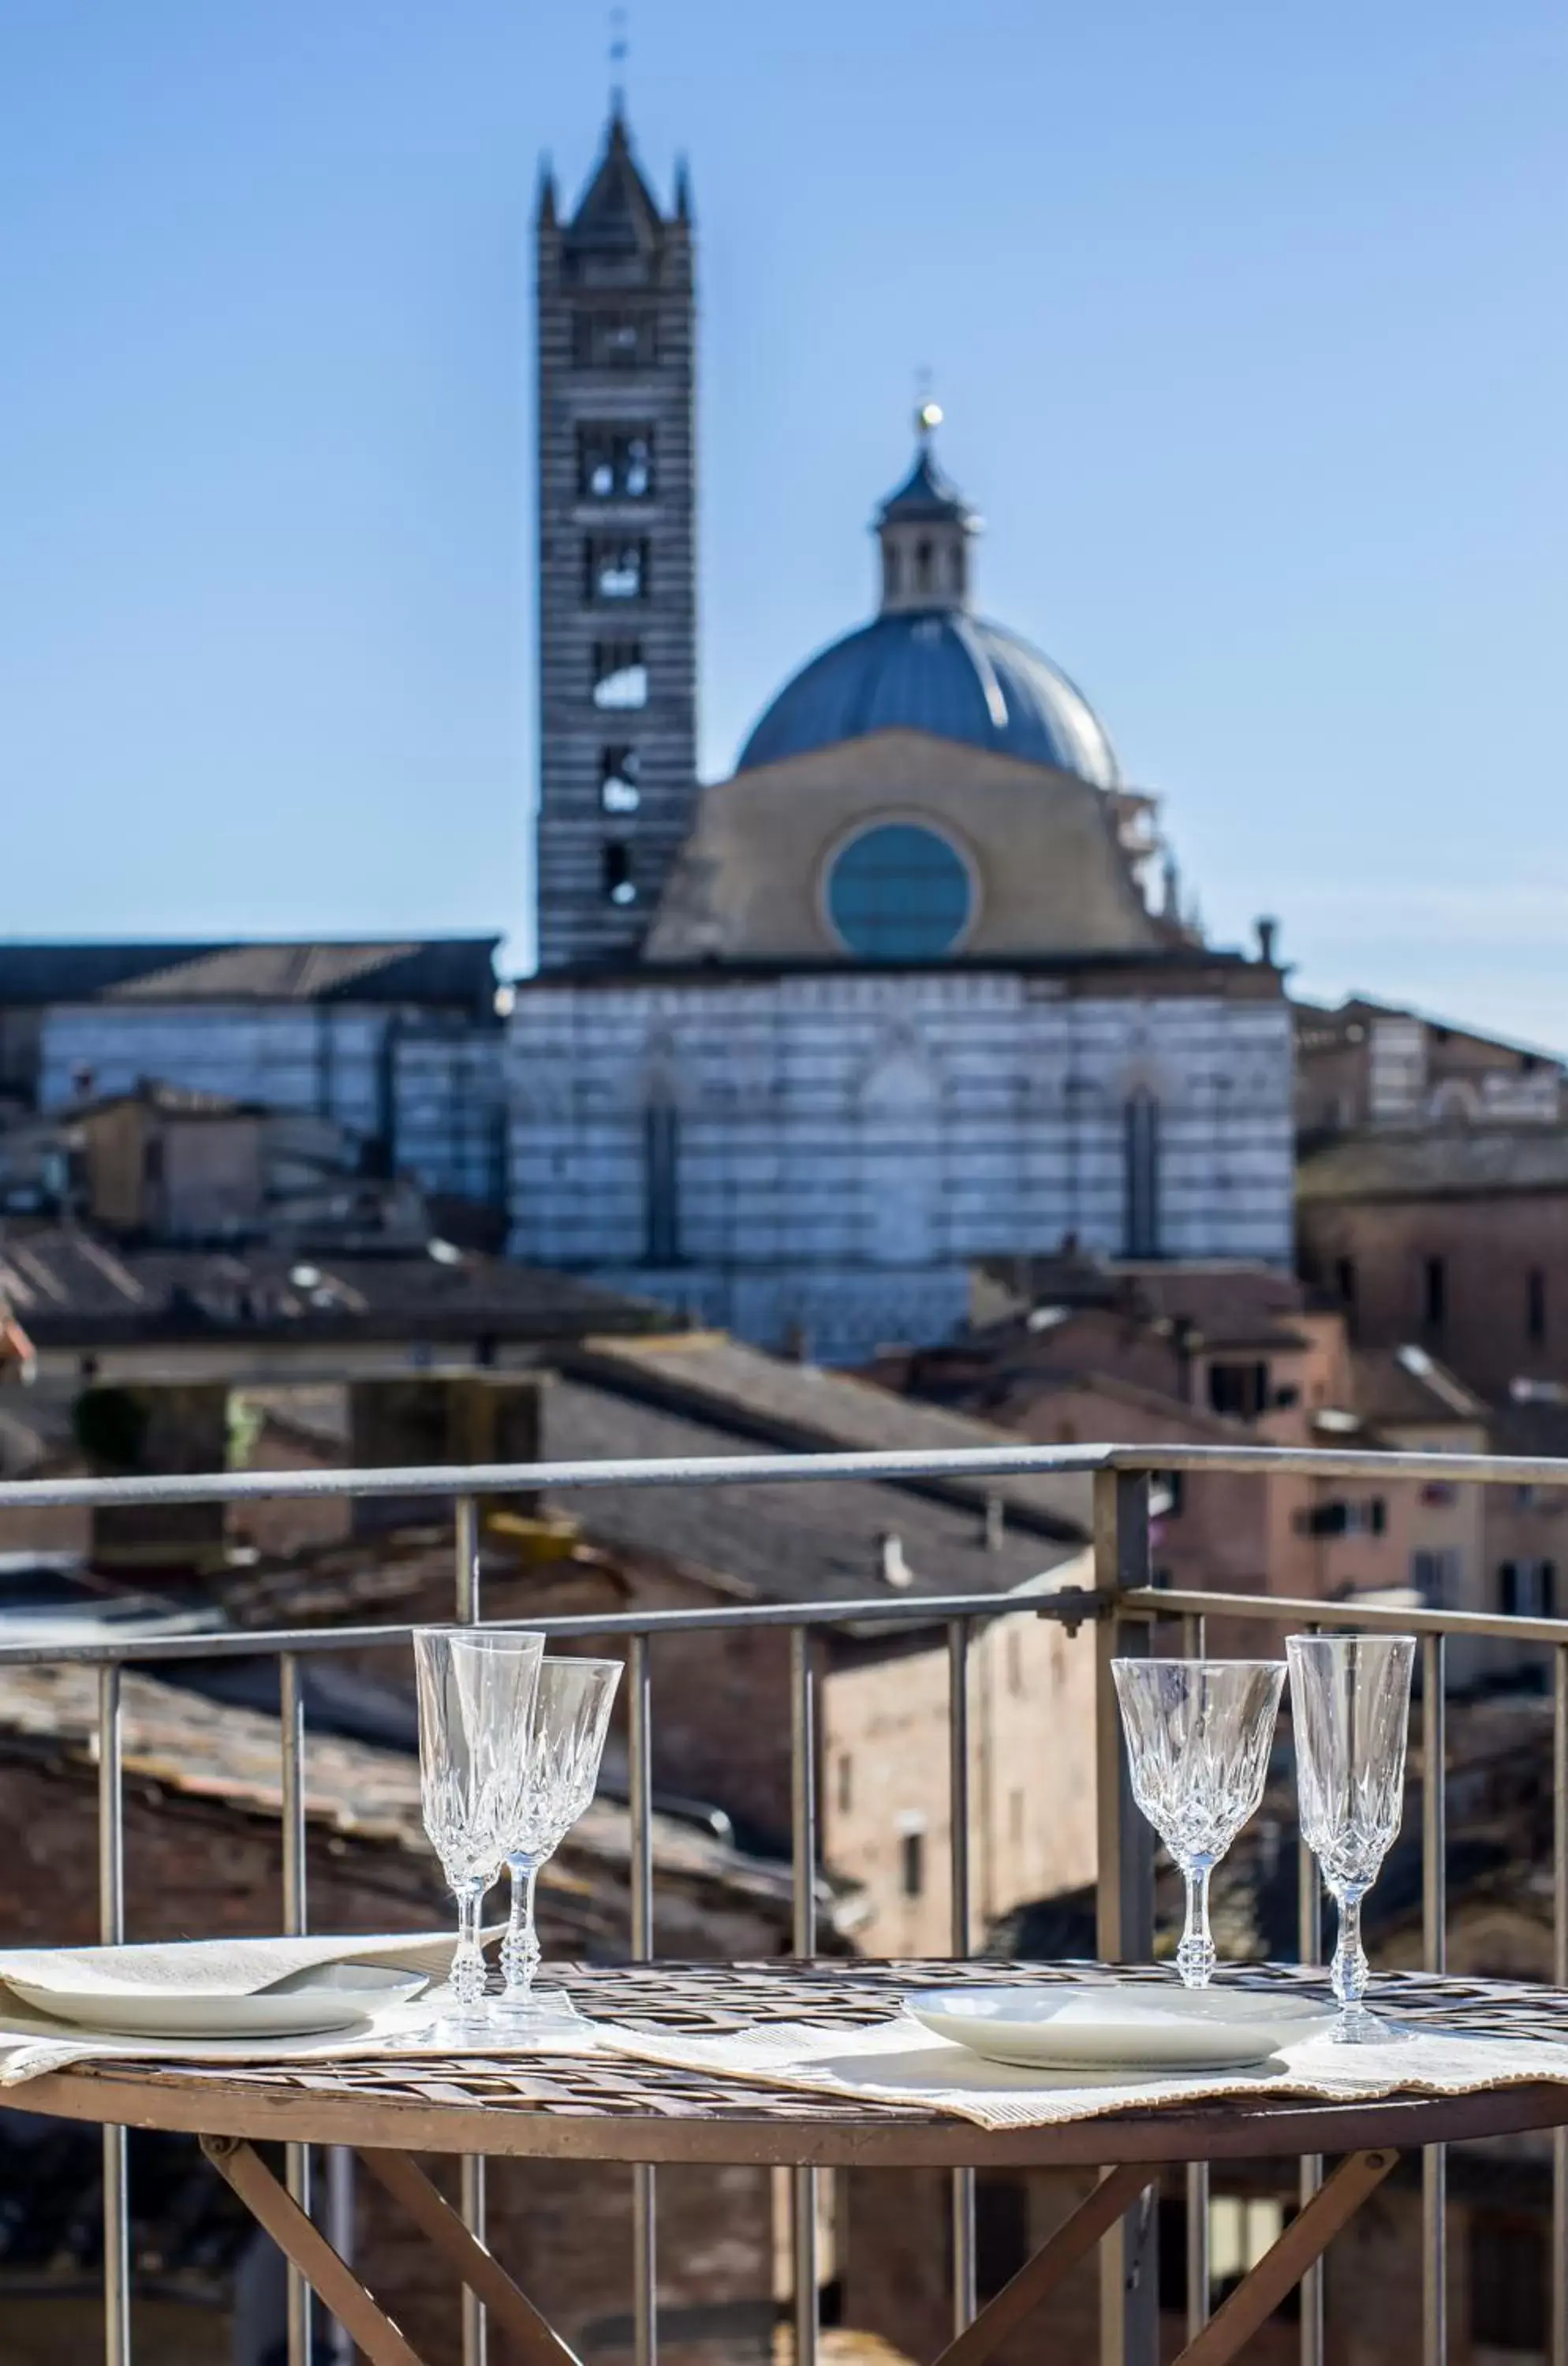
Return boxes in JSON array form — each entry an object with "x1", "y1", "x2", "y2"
[
  {"x1": 450, "y1": 1884, "x2": 487, "y2": 2007},
  {"x1": 1331, "y1": 1888, "x2": 1368, "y2": 2006},
  {"x1": 1177, "y1": 1863, "x2": 1215, "y2": 1987},
  {"x1": 501, "y1": 1858, "x2": 543, "y2": 1999}
]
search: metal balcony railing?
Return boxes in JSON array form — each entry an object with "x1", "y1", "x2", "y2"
[{"x1": 4, "y1": 1439, "x2": 1568, "y2": 2366}]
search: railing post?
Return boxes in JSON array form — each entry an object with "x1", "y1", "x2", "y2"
[
  {"x1": 98, "y1": 1665, "x2": 129, "y2": 2366},
  {"x1": 1180, "y1": 1613, "x2": 1209, "y2": 2346},
  {"x1": 1554, "y1": 1647, "x2": 1568, "y2": 2366},
  {"x1": 628, "y1": 1634, "x2": 659, "y2": 2366},
  {"x1": 1092, "y1": 1468, "x2": 1157, "y2": 2366},
  {"x1": 790, "y1": 1627, "x2": 819, "y2": 2366},
  {"x1": 280, "y1": 1651, "x2": 313, "y2": 2366},
  {"x1": 1422, "y1": 1633, "x2": 1447, "y2": 2366},
  {"x1": 1297, "y1": 1622, "x2": 1325, "y2": 2366},
  {"x1": 454, "y1": 1495, "x2": 487, "y2": 2366},
  {"x1": 947, "y1": 1619, "x2": 976, "y2": 2337}
]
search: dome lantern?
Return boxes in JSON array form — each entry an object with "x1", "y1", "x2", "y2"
[{"x1": 875, "y1": 402, "x2": 978, "y2": 615}]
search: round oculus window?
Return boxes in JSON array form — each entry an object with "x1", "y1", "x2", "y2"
[{"x1": 824, "y1": 823, "x2": 974, "y2": 960}]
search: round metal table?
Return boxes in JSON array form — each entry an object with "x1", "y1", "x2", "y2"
[{"x1": 10, "y1": 1960, "x2": 1568, "y2": 2366}]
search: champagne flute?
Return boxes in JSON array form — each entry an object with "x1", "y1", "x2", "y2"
[
  {"x1": 413, "y1": 1626, "x2": 543, "y2": 2033},
  {"x1": 1112, "y1": 1658, "x2": 1285, "y2": 1987},
  {"x1": 1287, "y1": 1633, "x2": 1416, "y2": 2043}
]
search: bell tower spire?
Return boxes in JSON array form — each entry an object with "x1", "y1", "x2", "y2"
[{"x1": 874, "y1": 398, "x2": 979, "y2": 616}]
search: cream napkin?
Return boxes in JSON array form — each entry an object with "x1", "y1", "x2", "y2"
[{"x1": 0, "y1": 1931, "x2": 467, "y2": 2001}]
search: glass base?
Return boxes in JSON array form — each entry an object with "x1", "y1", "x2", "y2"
[
  {"x1": 490, "y1": 1984, "x2": 583, "y2": 2031},
  {"x1": 1327, "y1": 2001, "x2": 1413, "y2": 2047},
  {"x1": 416, "y1": 1982, "x2": 495, "y2": 2047}
]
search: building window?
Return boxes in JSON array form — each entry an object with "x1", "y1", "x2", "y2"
[
  {"x1": 577, "y1": 426, "x2": 653, "y2": 499},
  {"x1": 592, "y1": 641, "x2": 648, "y2": 709},
  {"x1": 585, "y1": 537, "x2": 648, "y2": 602},
  {"x1": 600, "y1": 747, "x2": 642, "y2": 812},
  {"x1": 1470, "y1": 2213, "x2": 1547, "y2": 2353},
  {"x1": 643, "y1": 1099, "x2": 680, "y2": 1264},
  {"x1": 1006, "y1": 1628, "x2": 1024, "y2": 1696},
  {"x1": 603, "y1": 842, "x2": 637, "y2": 908},
  {"x1": 573, "y1": 311, "x2": 653, "y2": 368},
  {"x1": 1412, "y1": 1549, "x2": 1459, "y2": 1604},
  {"x1": 836, "y1": 1753, "x2": 853, "y2": 1815},
  {"x1": 1008, "y1": 1787, "x2": 1025, "y2": 1843},
  {"x1": 1529, "y1": 1265, "x2": 1547, "y2": 1346},
  {"x1": 1423, "y1": 1255, "x2": 1447, "y2": 1331},
  {"x1": 915, "y1": 537, "x2": 934, "y2": 593},
  {"x1": 1303, "y1": 1497, "x2": 1387, "y2": 1539},
  {"x1": 823, "y1": 821, "x2": 974, "y2": 960},
  {"x1": 1501, "y1": 1559, "x2": 1557, "y2": 1618},
  {"x1": 899, "y1": 1829, "x2": 925, "y2": 1899},
  {"x1": 1208, "y1": 1360, "x2": 1269, "y2": 1420},
  {"x1": 1122, "y1": 1089, "x2": 1161, "y2": 1258}
]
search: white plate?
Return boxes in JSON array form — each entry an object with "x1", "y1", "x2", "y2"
[
  {"x1": 905, "y1": 1983, "x2": 1337, "y2": 2071},
  {"x1": 6, "y1": 1962, "x2": 428, "y2": 2039}
]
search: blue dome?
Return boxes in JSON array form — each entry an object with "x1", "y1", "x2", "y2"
[{"x1": 735, "y1": 610, "x2": 1121, "y2": 788}]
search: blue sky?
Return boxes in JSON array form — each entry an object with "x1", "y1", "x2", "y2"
[{"x1": 0, "y1": 1, "x2": 1563, "y2": 1036}]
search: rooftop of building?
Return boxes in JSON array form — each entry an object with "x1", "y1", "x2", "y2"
[
  {"x1": 0, "y1": 939, "x2": 502, "y2": 1015},
  {"x1": 564, "y1": 1330, "x2": 1091, "y2": 1539},
  {"x1": 735, "y1": 610, "x2": 1122, "y2": 787},
  {"x1": 0, "y1": 1224, "x2": 667, "y2": 1346},
  {"x1": 539, "y1": 1369, "x2": 1085, "y2": 1610},
  {"x1": 1294, "y1": 994, "x2": 1566, "y2": 1071},
  {"x1": 1297, "y1": 1125, "x2": 1568, "y2": 1202},
  {"x1": 1348, "y1": 1344, "x2": 1489, "y2": 1427},
  {"x1": 972, "y1": 1250, "x2": 1311, "y2": 1347},
  {"x1": 0, "y1": 1655, "x2": 807, "y2": 1952}
]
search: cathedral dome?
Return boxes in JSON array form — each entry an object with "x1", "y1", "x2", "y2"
[
  {"x1": 734, "y1": 609, "x2": 1121, "y2": 786},
  {"x1": 734, "y1": 409, "x2": 1120, "y2": 789}
]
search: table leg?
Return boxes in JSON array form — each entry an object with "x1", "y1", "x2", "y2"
[
  {"x1": 200, "y1": 2136, "x2": 430, "y2": 2366},
  {"x1": 1174, "y1": 2150, "x2": 1398, "y2": 2366},
  {"x1": 929, "y1": 2166, "x2": 1155, "y2": 2366},
  {"x1": 357, "y1": 2148, "x2": 585, "y2": 2366}
]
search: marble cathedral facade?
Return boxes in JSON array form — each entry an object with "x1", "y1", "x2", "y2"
[{"x1": 510, "y1": 110, "x2": 1293, "y2": 1362}]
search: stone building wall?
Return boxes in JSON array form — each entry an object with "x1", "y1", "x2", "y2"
[
  {"x1": 820, "y1": 1592, "x2": 1098, "y2": 1957},
  {"x1": 1297, "y1": 1186, "x2": 1568, "y2": 1405}
]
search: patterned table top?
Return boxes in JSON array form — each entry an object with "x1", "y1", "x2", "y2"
[{"x1": 15, "y1": 1961, "x2": 1568, "y2": 2170}]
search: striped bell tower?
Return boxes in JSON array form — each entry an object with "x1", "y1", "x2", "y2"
[{"x1": 533, "y1": 107, "x2": 699, "y2": 972}]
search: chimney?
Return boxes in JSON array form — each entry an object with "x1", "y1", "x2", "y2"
[
  {"x1": 1255, "y1": 916, "x2": 1279, "y2": 967},
  {"x1": 984, "y1": 1493, "x2": 1006, "y2": 1552}
]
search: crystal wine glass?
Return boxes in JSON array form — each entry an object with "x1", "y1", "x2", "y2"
[
  {"x1": 495, "y1": 1655, "x2": 623, "y2": 2025},
  {"x1": 1287, "y1": 1633, "x2": 1416, "y2": 2043},
  {"x1": 1111, "y1": 1658, "x2": 1286, "y2": 1987},
  {"x1": 413, "y1": 1626, "x2": 543, "y2": 2032}
]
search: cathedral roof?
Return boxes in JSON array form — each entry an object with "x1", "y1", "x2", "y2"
[{"x1": 734, "y1": 609, "x2": 1122, "y2": 786}]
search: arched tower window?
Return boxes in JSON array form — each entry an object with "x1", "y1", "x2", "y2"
[
  {"x1": 916, "y1": 539, "x2": 934, "y2": 594},
  {"x1": 1122, "y1": 1089, "x2": 1161, "y2": 1258}
]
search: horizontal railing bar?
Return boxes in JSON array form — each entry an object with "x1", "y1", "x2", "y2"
[
  {"x1": 7, "y1": 1434, "x2": 1568, "y2": 1514},
  {"x1": 0, "y1": 1444, "x2": 1114, "y2": 1511},
  {"x1": 0, "y1": 1587, "x2": 1106, "y2": 1670},
  {"x1": 1126, "y1": 1584, "x2": 1568, "y2": 1650}
]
